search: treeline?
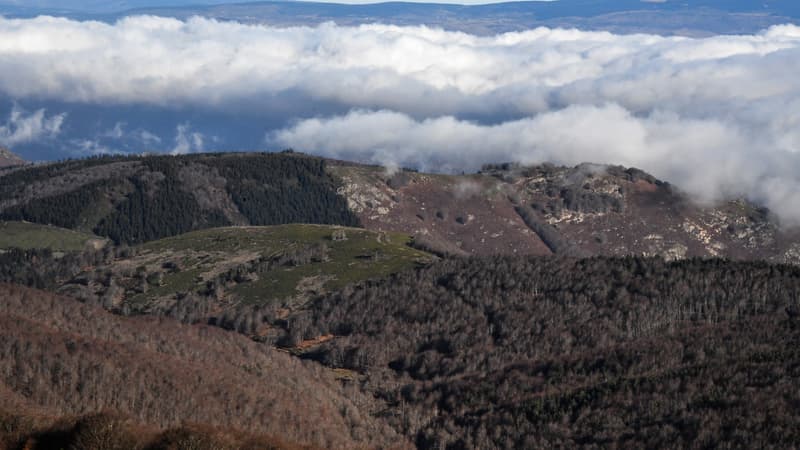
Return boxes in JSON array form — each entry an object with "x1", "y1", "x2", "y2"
[
  {"x1": 515, "y1": 205, "x2": 586, "y2": 256},
  {"x1": 278, "y1": 255, "x2": 800, "y2": 448},
  {"x1": 0, "y1": 152, "x2": 359, "y2": 245},
  {"x1": 0, "y1": 155, "x2": 126, "y2": 198},
  {"x1": 93, "y1": 161, "x2": 228, "y2": 244},
  {"x1": 536, "y1": 184, "x2": 624, "y2": 216}
]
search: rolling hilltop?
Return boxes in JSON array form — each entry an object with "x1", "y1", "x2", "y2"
[
  {"x1": 1, "y1": 151, "x2": 798, "y2": 263},
  {"x1": 334, "y1": 161, "x2": 800, "y2": 263},
  {"x1": 0, "y1": 152, "x2": 358, "y2": 244},
  {"x1": 57, "y1": 224, "x2": 432, "y2": 337}
]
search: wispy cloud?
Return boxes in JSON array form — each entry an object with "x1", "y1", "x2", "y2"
[
  {"x1": 0, "y1": 104, "x2": 65, "y2": 146},
  {"x1": 172, "y1": 122, "x2": 204, "y2": 155}
]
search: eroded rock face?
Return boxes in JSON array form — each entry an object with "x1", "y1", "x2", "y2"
[
  {"x1": 331, "y1": 161, "x2": 800, "y2": 262},
  {"x1": 642, "y1": 234, "x2": 688, "y2": 261}
]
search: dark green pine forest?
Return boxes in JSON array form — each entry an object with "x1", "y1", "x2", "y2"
[{"x1": 0, "y1": 152, "x2": 359, "y2": 244}]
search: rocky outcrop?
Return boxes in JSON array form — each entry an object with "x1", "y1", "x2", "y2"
[{"x1": 332, "y1": 161, "x2": 800, "y2": 263}]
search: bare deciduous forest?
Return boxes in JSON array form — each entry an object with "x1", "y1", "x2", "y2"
[
  {"x1": 283, "y1": 256, "x2": 800, "y2": 448},
  {"x1": 0, "y1": 284, "x2": 404, "y2": 450}
]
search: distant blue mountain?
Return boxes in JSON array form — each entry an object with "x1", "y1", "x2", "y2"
[
  {"x1": 0, "y1": 1, "x2": 241, "y2": 14},
  {"x1": 1, "y1": 0, "x2": 798, "y2": 36},
  {"x1": 2, "y1": 0, "x2": 800, "y2": 17}
]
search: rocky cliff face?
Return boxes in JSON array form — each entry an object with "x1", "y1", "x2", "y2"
[{"x1": 330, "y1": 162, "x2": 800, "y2": 263}]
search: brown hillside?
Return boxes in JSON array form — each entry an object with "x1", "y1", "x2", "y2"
[
  {"x1": 0, "y1": 147, "x2": 24, "y2": 168},
  {"x1": 331, "y1": 165, "x2": 552, "y2": 256},
  {"x1": 0, "y1": 283, "x2": 406, "y2": 450},
  {"x1": 331, "y1": 162, "x2": 800, "y2": 263}
]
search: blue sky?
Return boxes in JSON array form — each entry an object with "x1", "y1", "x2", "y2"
[{"x1": 0, "y1": 0, "x2": 559, "y2": 10}]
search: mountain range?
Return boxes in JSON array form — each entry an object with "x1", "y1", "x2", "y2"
[
  {"x1": 1, "y1": 0, "x2": 799, "y2": 35},
  {"x1": 2, "y1": 152, "x2": 797, "y2": 261},
  {"x1": 2, "y1": 152, "x2": 800, "y2": 449},
  {"x1": 1, "y1": 1, "x2": 799, "y2": 447}
]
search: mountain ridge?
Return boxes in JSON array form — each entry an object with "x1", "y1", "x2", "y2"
[
  {"x1": 2, "y1": 0, "x2": 798, "y2": 36},
  {"x1": 2, "y1": 151, "x2": 799, "y2": 263},
  {"x1": 331, "y1": 159, "x2": 800, "y2": 263}
]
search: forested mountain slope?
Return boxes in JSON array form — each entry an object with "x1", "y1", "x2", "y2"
[
  {"x1": 0, "y1": 283, "x2": 406, "y2": 450},
  {"x1": 281, "y1": 256, "x2": 800, "y2": 448},
  {"x1": 0, "y1": 152, "x2": 358, "y2": 244},
  {"x1": 3, "y1": 229, "x2": 800, "y2": 448},
  {"x1": 3, "y1": 152, "x2": 799, "y2": 262},
  {"x1": 3, "y1": 254, "x2": 800, "y2": 449}
]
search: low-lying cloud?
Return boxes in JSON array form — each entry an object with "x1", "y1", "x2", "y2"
[
  {"x1": 274, "y1": 107, "x2": 800, "y2": 222},
  {"x1": 0, "y1": 16, "x2": 799, "y2": 221}
]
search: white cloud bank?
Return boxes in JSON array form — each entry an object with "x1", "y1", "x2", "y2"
[
  {"x1": 1, "y1": 16, "x2": 800, "y2": 221},
  {"x1": 273, "y1": 107, "x2": 800, "y2": 218}
]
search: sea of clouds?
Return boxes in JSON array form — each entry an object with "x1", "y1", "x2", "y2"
[{"x1": 1, "y1": 16, "x2": 800, "y2": 221}]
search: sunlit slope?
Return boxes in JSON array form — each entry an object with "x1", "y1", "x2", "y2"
[
  {"x1": 0, "y1": 221, "x2": 107, "y2": 252},
  {"x1": 57, "y1": 224, "x2": 434, "y2": 323}
]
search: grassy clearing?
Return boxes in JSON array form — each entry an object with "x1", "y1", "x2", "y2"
[
  {"x1": 0, "y1": 221, "x2": 106, "y2": 252},
  {"x1": 137, "y1": 224, "x2": 434, "y2": 306}
]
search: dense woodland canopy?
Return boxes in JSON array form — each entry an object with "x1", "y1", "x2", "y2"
[
  {"x1": 2, "y1": 245, "x2": 800, "y2": 448},
  {"x1": 281, "y1": 256, "x2": 800, "y2": 448},
  {"x1": 0, "y1": 247, "x2": 108, "y2": 290}
]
